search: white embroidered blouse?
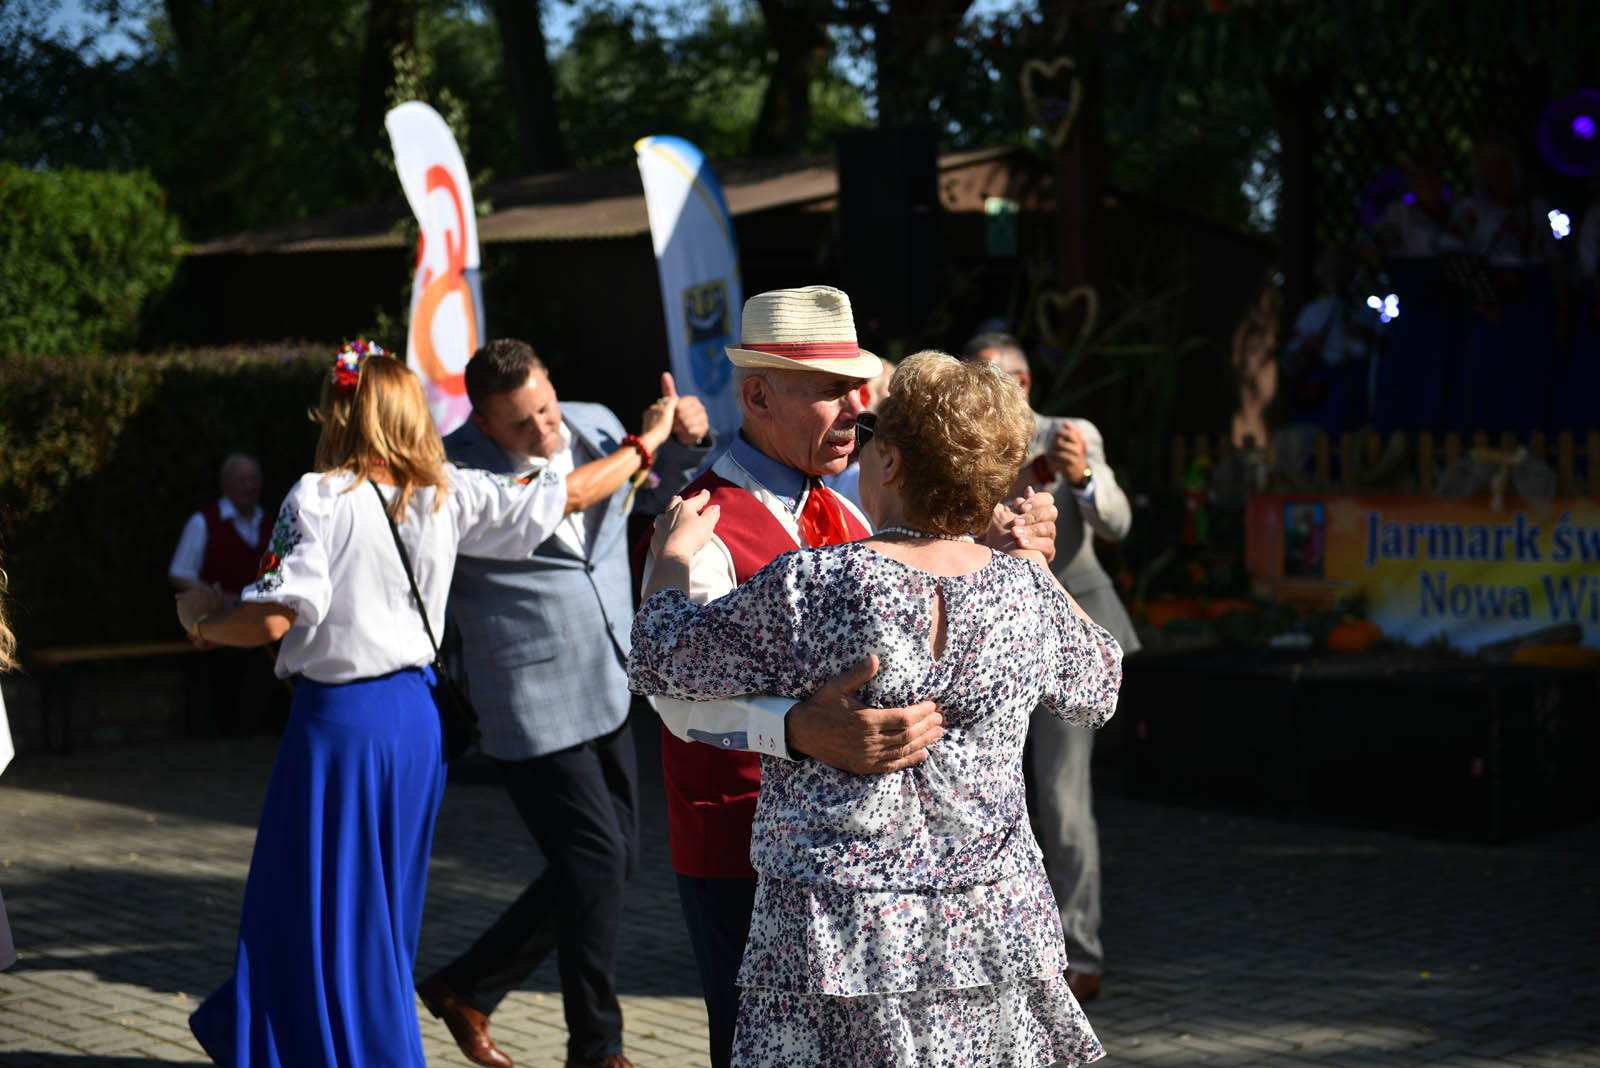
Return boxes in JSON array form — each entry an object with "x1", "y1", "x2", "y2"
[{"x1": 243, "y1": 467, "x2": 567, "y2": 683}]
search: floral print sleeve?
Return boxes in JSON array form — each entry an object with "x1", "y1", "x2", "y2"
[
  {"x1": 628, "y1": 552, "x2": 808, "y2": 702},
  {"x1": 1037, "y1": 568, "x2": 1123, "y2": 729},
  {"x1": 240, "y1": 474, "x2": 334, "y2": 625}
]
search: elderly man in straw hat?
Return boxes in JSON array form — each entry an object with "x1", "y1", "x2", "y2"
[{"x1": 641, "y1": 285, "x2": 1060, "y2": 1068}]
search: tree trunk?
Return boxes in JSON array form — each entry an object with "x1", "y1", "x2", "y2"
[
  {"x1": 162, "y1": 0, "x2": 204, "y2": 56},
  {"x1": 357, "y1": 0, "x2": 417, "y2": 146},
  {"x1": 491, "y1": 0, "x2": 569, "y2": 172},
  {"x1": 750, "y1": 0, "x2": 828, "y2": 156},
  {"x1": 1270, "y1": 74, "x2": 1320, "y2": 320},
  {"x1": 874, "y1": 0, "x2": 973, "y2": 127}
]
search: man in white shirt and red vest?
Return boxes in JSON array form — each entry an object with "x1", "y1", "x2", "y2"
[
  {"x1": 169, "y1": 453, "x2": 273, "y2": 736},
  {"x1": 169, "y1": 453, "x2": 269, "y2": 597},
  {"x1": 644, "y1": 286, "x2": 1060, "y2": 1068}
]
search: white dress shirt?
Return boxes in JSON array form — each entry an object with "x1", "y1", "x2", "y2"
[
  {"x1": 168, "y1": 497, "x2": 266, "y2": 581},
  {"x1": 244, "y1": 466, "x2": 566, "y2": 683},
  {"x1": 646, "y1": 451, "x2": 873, "y2": 760},
  {"x1": 508, "y1": 422, "x2": 591, "y2": 557}
]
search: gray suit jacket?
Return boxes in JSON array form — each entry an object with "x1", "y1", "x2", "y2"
[
  {"x1": 1032, "y1": 414, "x2": 1141, "y2": 653},
  {"x1": 444, "y1": 404, "x2": 713, "y2": 759}
]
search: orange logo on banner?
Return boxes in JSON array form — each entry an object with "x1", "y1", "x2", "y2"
[{"x1": 411, "y1": 165, "x2": 477, "y2": 396}]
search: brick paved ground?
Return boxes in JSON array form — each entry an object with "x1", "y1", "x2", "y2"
[{"x1": 0, "y1": 713, "x2": 1595, "y2": 1067}]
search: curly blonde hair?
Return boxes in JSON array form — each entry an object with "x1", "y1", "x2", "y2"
[{"x1": 874, "y1": 351, "x2": 1033, "y2": 535}]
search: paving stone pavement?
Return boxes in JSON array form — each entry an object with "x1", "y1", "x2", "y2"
[{"x1": 0, "y1": 712, "x2": 1596, "y2": 1067}]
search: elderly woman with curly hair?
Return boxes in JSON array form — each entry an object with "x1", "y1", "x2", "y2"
[
  {"x1": 175, "y1": 345, "x2": 675, "y2": 1068},
  {"x1": 629, "y1": 351, "x2": 1123, "y2": 1068}
]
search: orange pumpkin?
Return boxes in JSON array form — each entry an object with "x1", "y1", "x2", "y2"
[
  {"x1": 1325, "y1": 619, "x2": 1382, "y2": 653},
  {"x1": 1145, "y1": 599, "x2": 1206, "y2": 629},
  {"x1": 1510, "y1": 644, "x2": 1600, "y2": 669},
  {"x1": 1205, "y1": 599, "x2": 1258, "y2": 620}
]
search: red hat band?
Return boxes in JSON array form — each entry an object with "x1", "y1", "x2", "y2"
[{"x1": 738, "y1": 340, "x2": 861, "y2": 361}]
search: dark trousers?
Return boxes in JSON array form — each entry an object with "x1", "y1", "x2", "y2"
[
  {"x1": 203, "y1": 647, "x2": 252, "y2": 737},
  {"x1": 675, "y1": 873, "x2": 758, "y2": 1068},
  {"x1": 437, "y1": 721, "x2": 639, "y2": 1063}
]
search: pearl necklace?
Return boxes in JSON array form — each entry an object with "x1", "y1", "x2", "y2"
[{"x1": 876, "y1": 525, "x2": 975, "y2": 542}]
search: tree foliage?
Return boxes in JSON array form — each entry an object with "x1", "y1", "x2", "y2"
[
  {"x1": 0, "y1": 345, "x2": 328, "y2": 645},
  {"x1": 554, "y1": 1, "x2": 866, "y2": 167},
  {"x1": 7, "y1": 0, "x2": 1591, "y2": 250},
  {"x1": 0, "y1": 163, "x2": 183, "y2": 355}
]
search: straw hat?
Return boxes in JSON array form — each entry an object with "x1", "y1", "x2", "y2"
[{"x1": 725, "y1": 285, "x2": 883, "y2": 379}]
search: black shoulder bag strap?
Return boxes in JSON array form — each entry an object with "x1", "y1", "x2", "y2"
[
  {"x1": 372, "y1": 481, "x2": 443, "y2": 658},
  {"x1": 370, "y1": 481, "x2": 479, "y2": 758}
]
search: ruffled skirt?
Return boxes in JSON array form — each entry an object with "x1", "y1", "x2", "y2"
[{"x1": 733, "y1": 872, "x2": 1104, "y2": 1068}]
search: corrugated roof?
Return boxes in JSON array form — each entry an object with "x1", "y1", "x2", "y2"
[{"x1": 191, "y1": 146, "x2": 1028, "y2": 255}]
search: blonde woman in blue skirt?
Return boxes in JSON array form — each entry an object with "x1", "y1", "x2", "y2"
[{"x1": 175, "y1": 345, "x2": 676, "y2": 1068}]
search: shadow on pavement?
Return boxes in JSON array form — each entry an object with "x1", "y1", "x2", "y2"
[
  {"x1": 4, "y1": 1058, "x2": 202, "y2": 1067},
  {"x1": 2, "y1": 866, "x2": 241, "y2": 997}
]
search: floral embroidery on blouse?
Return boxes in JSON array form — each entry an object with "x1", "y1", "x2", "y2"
[
  {"x1": 511, "y1": 468, "x2": 563, "y2": 488},
  {"x1": 251, "y1": 506, "x2": 303, "y2": 595}
]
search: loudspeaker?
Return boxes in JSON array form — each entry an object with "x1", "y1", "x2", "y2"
[{"x1": 836, "y1": 126, "x2": 942, "y2": 347}]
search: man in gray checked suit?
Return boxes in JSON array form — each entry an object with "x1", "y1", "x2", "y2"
[
  {"x1": 963, "y1": 332, "x2": 1141, "y2": 1004},
  {"x1": 419, "y1": 339, "x2": 716, "y2": 1068}
]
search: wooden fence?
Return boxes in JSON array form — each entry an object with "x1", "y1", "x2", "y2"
[{"x1": 1171, "y1": 429, "x2": 1600, "y2": 497}]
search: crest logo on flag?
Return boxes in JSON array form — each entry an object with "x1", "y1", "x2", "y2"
[
  {"x1": 637, "y1": 135, "x2": 743, "y2": 436},
  {"x1": 682, "y1": 280, "x2": 732, "y2": 394}
]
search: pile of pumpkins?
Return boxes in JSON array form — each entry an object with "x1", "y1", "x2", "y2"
[
  {"x1": 1140, "y1": 596, "x2": 1383, "y2": 652},
  {"x1": 1138, "y1": 596, "x2": 1600, "y2": 666}
]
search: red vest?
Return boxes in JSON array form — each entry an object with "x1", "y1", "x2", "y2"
[
  {"x1": 199, "y1": 502, "x2": 269, "y2": 596},
  {"x1": 660, "y1": 470, "x2": 870, "y2": 878}
]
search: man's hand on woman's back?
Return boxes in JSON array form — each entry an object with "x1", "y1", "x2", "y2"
[{"x1": 785, "y1": 654, "x2": 942, "y2": 774}]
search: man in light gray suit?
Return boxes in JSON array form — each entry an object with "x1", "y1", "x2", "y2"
[
  {"x1": 964, "y1": 332, "x2": 1141, "y2": 1004},
  {"x1": 419, "y1": 339, "x2": 715, "y2": 1068}
]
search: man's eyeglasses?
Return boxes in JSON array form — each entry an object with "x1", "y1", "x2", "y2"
[{"x1": 853, "y1": 411, "x2": 877, "y2": 452}]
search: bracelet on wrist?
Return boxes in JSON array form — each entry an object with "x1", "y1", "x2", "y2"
[{"x1": 621, "y1": 433, "x2": 655, "y2": 468}]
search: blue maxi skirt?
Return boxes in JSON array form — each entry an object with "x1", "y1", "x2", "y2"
[{"x1": 191, "y1": 667, "x2": 447, "y2": 1067}]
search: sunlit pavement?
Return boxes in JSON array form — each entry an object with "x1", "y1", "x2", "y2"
[{"x1": 0, "y1": 715, "x2": 1595, "y2": 1067}]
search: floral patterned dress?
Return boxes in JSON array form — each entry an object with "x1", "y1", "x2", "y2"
[{"x1": 629, "y1": 542, "x2": 1123, "y2": 1068}]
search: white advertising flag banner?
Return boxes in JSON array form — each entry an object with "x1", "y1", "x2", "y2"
[
  {"x1": 635, "y1": 136, "x2": 743, "y2": 437},
  {"x1": 385, "y1": 101, "x2": 484, "y2": 435}
]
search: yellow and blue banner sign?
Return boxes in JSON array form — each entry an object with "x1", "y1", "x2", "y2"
[
  {"x1": 635, "y1": 136, "x2": 743, "y2": 437},
  {"x1": 1248, "y1": 494, "x2": 1600, "y2": 651}
]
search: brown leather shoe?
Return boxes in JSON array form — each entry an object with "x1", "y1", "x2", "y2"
[
  {"x1": 563, "y1": 1055, "x2": 635, "y2": 1068},
  {"x1": 417, "y1": 973, "x2": 515, "y2": 1068},
  {"x1": 1066, "y1": 969, "x2": 1102, "y2": 1002}
]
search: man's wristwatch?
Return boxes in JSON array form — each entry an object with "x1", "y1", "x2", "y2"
[{"x1": 1070, "y1": 466, "x2": 1093, "y2": 490}]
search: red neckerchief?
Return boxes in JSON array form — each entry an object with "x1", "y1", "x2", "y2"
[{"x1": 797, "y1": 481, "x2": 854, "y2": 548}]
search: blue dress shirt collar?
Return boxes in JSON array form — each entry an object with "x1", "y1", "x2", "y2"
[{"x1": 730, "y1": 432, "x2": 807, "y2": 512}]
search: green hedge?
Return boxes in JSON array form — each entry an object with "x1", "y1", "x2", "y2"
[
  {"x1": 0, "y1": 164, "x2": 184, "y2": 355},
  {"x1": 0, "y1": 346, "x2": 333, "y2": 648}
]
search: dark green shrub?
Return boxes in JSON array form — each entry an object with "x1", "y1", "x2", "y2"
[
  {"x1": 0, "y1": 345, "x2": 332, "y2": 647},
  {"x1": 0, "y1": 164, "x2": 184, "y2": 355}
]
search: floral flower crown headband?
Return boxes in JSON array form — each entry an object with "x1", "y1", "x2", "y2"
[{"x1": 331, "y1": 338, "x2": 388, "y2": 394}]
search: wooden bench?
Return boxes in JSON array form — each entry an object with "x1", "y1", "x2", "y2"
[{"x1": 27, "y1": 641, "x2": 205, "y2": 753}]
